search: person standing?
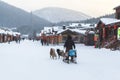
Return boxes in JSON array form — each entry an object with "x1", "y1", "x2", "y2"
[{"x1": 64, "y1": 35, "x2": 76, "y2": 62}]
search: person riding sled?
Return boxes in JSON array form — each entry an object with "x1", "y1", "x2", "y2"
[{"x1": 64, "y1": 35, "x2": 77, "y2": 63}]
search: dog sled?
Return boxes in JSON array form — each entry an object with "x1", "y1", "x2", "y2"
[{"x1": 63, "y1": 49, "x2": 77, "y2": 64}]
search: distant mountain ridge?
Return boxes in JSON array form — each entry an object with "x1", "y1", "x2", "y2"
[
  {"x1": 80, "y1": 14, "x2": 115, "y2": 24},
  {"x1": 0, "y1": 1, "x2": 52, "y2": 34},
  {"x1": 33, "y1": 7, "x2": 91, "y2": 23}
]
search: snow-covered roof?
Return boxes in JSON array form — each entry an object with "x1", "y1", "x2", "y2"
[
  {"x1": 71, "y1": 29, "x2": 86, "y2": 34},
  {"x1": 13, "y1": 32, "x2": 21, "y2": 36},
  {"x1": 69, "y1": 23, "x2": 95, "y2": 29},
  {"x1": 100, "y1": 18, "x2": 120, "y2": 25},
  {"x1": 0, "y1": 29, "x2": 6, "y2": 34},
  {"x1": 57, "y1": 29, "x2": 66, "y2": 34},
  {"x1": 43, "y1": 26, "x2": 60, "y2": 33},
  {"x1": 0, "y1": 28, "x2": 21, "y2": 35},
  {"x1": 57, "y1": 29, "x2": 86, "y2": 35},
  {"x1": 6, "y1": 31, "x2": 13, "y2": 35},
  {"x1": 52, "y1": 26, "x2": 59, "y2": 31}
]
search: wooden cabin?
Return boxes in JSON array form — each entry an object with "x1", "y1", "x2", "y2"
[
  {"x1": 0, "y1": 29, "x2": 21, "y2": 43},
  {"x1": 57, "y1": 29, "x2": 86, "y2": 43},
  {"x1": 40, "y1": 32, "x2": 62, "y2": 45},
  {"x1": 95, "y1": 18, "x2": 120, "y2": 49},
  {"x1": 0, "y1": 29, "x2": 6, "y2": 43}
]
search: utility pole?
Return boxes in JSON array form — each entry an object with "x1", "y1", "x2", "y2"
[
  {"x1": 30, "y1": 11, "x2": 36, "y2": 40},
  {"x1": 30, "y1": 11, "x2": 33, "y2": 28}
]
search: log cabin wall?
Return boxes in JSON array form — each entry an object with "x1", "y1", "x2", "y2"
[{"x1": 114, "y1": 6, "x2": 120, "y2": 19}]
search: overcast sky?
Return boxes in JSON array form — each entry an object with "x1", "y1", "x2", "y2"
[{"x1": 2, "y1": 0, "x2": 120, "y2": 17}]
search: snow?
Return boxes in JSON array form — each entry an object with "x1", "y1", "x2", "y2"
[
  {"x1": 0, "y1": 29, "x2": 6, "y2": 34},
  {"x1": 100, "y1": 18, "x2": 120, "y2": 25},
  {"x1": 57, "y1": 29, "x2": 87, "y2": 35},
  {"x1": 42, "y1": 26, "x2": 60, "y2": 33},
  {"x1": 0, "y1": 40, "x2": 120, "y2": 80},
  {"x1": 71, "y1": 29, "x2": 86, "y2": 34},
  {"x1": 69, "y1": 23, "x2": 80, "y2": 27},
  {"x1": 0, "y1": 29, "x2": 20, "y2": 35}
]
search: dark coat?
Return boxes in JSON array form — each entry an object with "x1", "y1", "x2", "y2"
[{"x1": 64, "y1": 35, "x2": 75, "y2": 52}]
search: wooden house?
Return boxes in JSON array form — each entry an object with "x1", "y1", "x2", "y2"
[
  {"x1": 57, "y1": 29, "x2": 86, "y2": 43},
  {"x1": 0, "y1": 29, "x2": 6, "y2": 43},
  {"x1": 0, "y1": 29, "x2": 21, "y2": 43},
  {"x1": 40, "y1": 26, "x2": 62, "y2": 45},
  {"x1": 95, "y1": 18, "x2": 120, "y2": 49}
]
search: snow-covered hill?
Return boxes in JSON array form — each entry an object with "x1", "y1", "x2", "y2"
[
  {"x1": 0, "y1": 1, "x2": 52, "y2": 34},
  {"x1": 33, "y1": 7, "x2": 91, "y2": 23}
]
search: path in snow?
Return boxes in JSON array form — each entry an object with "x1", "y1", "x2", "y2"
[{"x1": 0, "y1": 40, "x2": 120, "y2": 80}]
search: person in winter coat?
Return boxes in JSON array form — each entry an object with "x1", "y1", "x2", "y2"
[
  {"x1": 64, "y1": 35, "x2": 76, "y2": 62},
  {"x1": 64, "y1": 35, "x2": 75, "y2": 52}
]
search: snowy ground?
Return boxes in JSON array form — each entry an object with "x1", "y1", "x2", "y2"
[{"x1": 0, "y1": 40, "x2": 120, "y2": 80}]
